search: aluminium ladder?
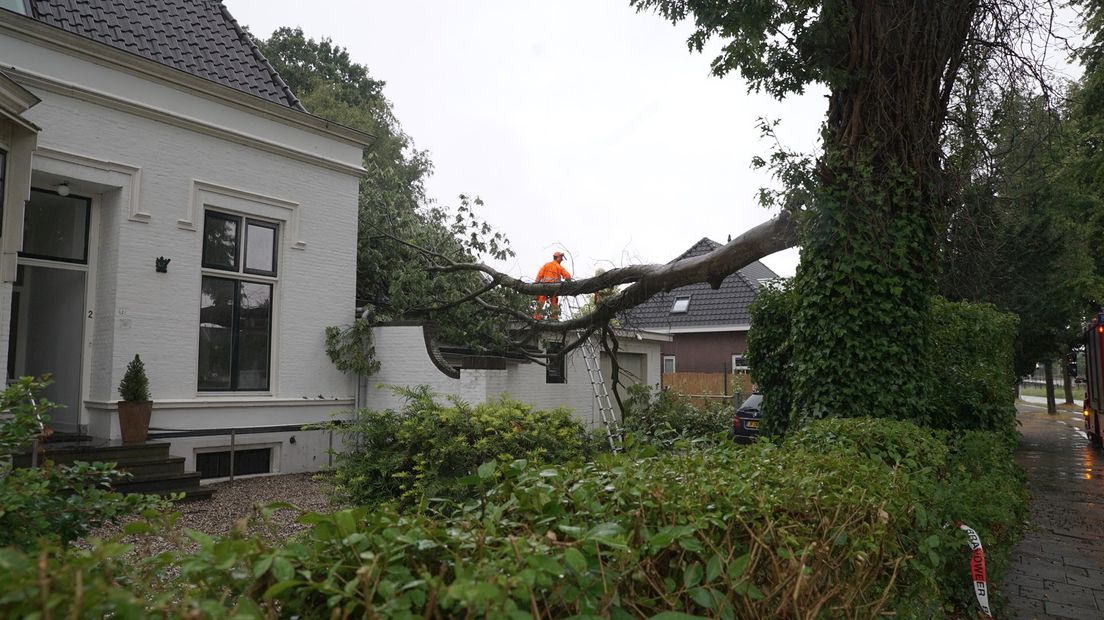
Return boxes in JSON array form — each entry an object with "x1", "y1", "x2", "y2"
[
  {"x1": 580, "y1": 335, "x2": 623, "y2": 452},
  {"x1": 560, "y1": 297, "x2": 623, "y2": 452}
]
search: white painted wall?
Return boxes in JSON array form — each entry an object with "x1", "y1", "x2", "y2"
[
  {"x1": 0, "y1": 28, "x2": 363, "y2": 473},
  {"x1": 361, "y1": 325, "x2": 668, "y2": 428},
  {"x1": 166, "y1": 427, "x2": 352, "y2": 477}
]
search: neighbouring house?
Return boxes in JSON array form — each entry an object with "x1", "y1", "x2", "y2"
[
  {"x1": 0, "y1": 0, "x2": 371, "y2": 479},
  {"x1": 621, "y1": 237, "x2": 779, "y2": 383}
]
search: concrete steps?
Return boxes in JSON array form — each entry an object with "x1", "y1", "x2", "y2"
[{"x1": 14, "y1": 439, "x2": 212, "y2": 502}]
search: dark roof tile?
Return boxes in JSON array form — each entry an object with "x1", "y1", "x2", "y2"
[
  {"x1": 29, "y1": 0, "x2": 304, "y2": 110},
  {"x1": 620, "y1": 237, "x2": 781, "y2": 330}
]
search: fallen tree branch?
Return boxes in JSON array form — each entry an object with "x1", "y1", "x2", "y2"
[{"x1": 375, "y1": 210, "x2": 798, "y2": 340}]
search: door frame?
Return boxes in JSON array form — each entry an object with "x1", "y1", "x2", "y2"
[{"x1": 13, "y1": 188, "x2": 99, "y2": 433}]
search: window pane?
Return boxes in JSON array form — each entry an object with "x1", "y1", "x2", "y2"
[
  {"x1": 198, "y1": 277, "x2": 235, "y2": 390},
  {"x1": 244, "y1": 221, "x2": 276, "y2": 274},
  {"x1": 22, "y1": 190, "x2": 89, "y2": 262},
  {"x1": 0, "y1": 0, "x2": 28, "y2": 15},
  {"x1": 670, "y1": 296, "x2": 690, "y2": 313},
  {"x1": 236, "y1": 282, "x2": 272, "y2": 390},
  {"x1": 203, "y1": 212, "x2": 240, "y2": 270}
]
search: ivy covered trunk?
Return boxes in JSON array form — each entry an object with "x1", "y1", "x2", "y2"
[{"x1": 787, "y1": 1, "x2": 977, "y2": 428}]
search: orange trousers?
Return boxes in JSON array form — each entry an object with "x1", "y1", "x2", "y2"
[{"x1": 534, "y1": 295, "x2": 560, "y2": 320}]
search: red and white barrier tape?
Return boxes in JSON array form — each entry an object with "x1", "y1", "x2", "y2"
[{"x1": 957, "y1": 522, "x2": 993, "y2": 618}]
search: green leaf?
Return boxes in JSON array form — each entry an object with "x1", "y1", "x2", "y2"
[
  {"x1": 252, "y1": 555, "x2": 274, "y2": 578},
  {"x1": 689, "y1": 586, "x2": 718, "y2": 610},
  {"x1": 683, "y1": 562, "x2": 703, "y2": 588},
  {"x1": 706, "y1": 554, "x2": 723, "y2": 583},
  {"x1": 585, "y1": 522, "x2": 623, "y2": 542},
  {"x1": 728, "y1": 553, "x2": 750, "y2": 578},
  {"x1": 477, "y1": 461, "x2": 497, "y2": 480},
  {"x1": 564, "y1": 547, "x2": 588, "y2": 574},
  {"x1": 262, "y1": 580, "x2": 304, "y2": 599},
  {"x1": 527, "y1": 554, "x2": 562, "y2": 576},
  {"x1": 650, "y1": 613, "x2": 710, "y2": 620},
  {"x1": 271, "y1": 557, "x2": 295, "y2": 581}
]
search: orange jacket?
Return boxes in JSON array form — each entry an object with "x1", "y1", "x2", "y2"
[{"x1": 535, "y1": 260, "x2": 571, "y2": 283}]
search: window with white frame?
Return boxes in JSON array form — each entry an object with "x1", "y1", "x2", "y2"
[
  {"x1": 662, "y1": 355, "x2": 676, "y2": 374},
  {"x1": 732, "y1": 354, "x2": 749, "y2": 374},
  {"x1": 198, "y1": 210, "x2": 278, "y2": 391},
  {"x1": 670, "y1": 295, "x2": 690, "y2": 313}
]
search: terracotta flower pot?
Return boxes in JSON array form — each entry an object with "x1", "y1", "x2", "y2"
[{"x1": 118, "y1": 401, "x2": 152, "y2": 443}]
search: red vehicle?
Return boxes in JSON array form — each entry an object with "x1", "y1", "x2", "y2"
[{"x1": 1084, "y1": 313, "x2": 1104, "y2": 446}]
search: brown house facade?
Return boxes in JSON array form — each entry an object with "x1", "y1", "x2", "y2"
[{"x1": 621, "y1": 238, "x2": 778, "y2": 380}]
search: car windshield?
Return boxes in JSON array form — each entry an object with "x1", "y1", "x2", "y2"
[{"x1": 739, "y1": 394, "x2": 762, "y2": 410}]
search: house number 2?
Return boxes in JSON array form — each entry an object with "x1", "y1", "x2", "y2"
[{"x1": 87, "y1": 310, "x2": 93, "y2": 318}]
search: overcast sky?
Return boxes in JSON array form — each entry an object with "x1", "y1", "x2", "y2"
[{"x1": 224, "y1": 1, "x2": 1075, "y2": 282}]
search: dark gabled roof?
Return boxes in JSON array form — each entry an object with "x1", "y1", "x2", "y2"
[
  {"x1": 28, "y1": 0, "x2": 304, "y2": 110},
  {"x1": 620, "y1": 237, "x2": 780, "y2": 330}
]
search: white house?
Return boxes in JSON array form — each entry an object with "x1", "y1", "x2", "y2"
[
  {"x1": 0, "y1": 1, "x2": 671, "y2": 485},
  {"x1": 0, "y1": 0, "x2": 370, "y2": 476}
]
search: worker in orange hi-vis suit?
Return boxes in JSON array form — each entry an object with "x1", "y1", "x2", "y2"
[{"x1": 534, "y1": 251, "x2": 571, "y2": 319}]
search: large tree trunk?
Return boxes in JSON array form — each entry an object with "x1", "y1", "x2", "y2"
[{"x1": 787, "y1": 1, "x2": 978, "y2": 427}]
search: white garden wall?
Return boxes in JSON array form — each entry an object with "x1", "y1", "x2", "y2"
[{"x1": 361, "y1": 324, "x2": 669, "y2": 428}]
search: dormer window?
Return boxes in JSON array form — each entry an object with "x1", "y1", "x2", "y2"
[{"x1": 670, "y1": 296, "x2": 690, "y2": 314}]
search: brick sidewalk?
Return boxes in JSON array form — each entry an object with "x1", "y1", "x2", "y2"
[{"x1": 1000, "y1": 402, "x2": 1104, "y2": 619}]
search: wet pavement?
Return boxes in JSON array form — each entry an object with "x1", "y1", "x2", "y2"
[{"x1": 1000, "y1": 401, "x2": 1104, "y2": 619}]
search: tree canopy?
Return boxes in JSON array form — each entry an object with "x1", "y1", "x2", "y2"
[
  {"x1": 254, "y1": 28, "x2": 525, "y2": 357},
  {"x1": 405, "y1": 1, "x2": 1076, "y2": 430}
]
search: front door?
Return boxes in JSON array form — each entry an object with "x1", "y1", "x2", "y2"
[{"x1": 8, "y1": 188, "x2": 91, "y2": 433}]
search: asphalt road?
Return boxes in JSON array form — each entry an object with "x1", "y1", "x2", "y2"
[{"x1": 1000, "y1": 401, "x2": 1104, "y2": 619}]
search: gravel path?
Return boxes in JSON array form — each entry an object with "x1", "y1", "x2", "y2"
[
  {"x1": 86, "y1": 473, "x2": 341, "y2": 556},
  {"x1": 174, "y1": 473, "x2": 338, "y2": 536}
]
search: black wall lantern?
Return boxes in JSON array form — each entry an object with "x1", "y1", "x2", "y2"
[{"x1": 155, "y1": 256, "x2": 170, "y2": 273}]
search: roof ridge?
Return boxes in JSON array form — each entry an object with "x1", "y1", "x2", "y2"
[
  {"x1": 669, "y1": 237, "x2": 721, "y2": 264},
  {"x1": 215, "y1": 0, "x2": 305, "y2": 112}
]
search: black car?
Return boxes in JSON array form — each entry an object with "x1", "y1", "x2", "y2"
[{"x1": 732, "y1": 393, "x2": 763, "y2": 443}]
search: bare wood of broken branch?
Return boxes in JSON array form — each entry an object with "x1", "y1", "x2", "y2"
[{"x1": 428, "y1": 212, "x2": 796, "y2": 295}]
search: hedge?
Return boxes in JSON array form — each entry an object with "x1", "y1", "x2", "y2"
[
  {"x1": 330, "y1": 386, "x2": 595, "y2": 507},
  {"x1": 749, "y1": 292, "x2": 1020, "y2": 435},
  {"x1": 0, "y1": 418, "x2": 1027, "y2": 619}
]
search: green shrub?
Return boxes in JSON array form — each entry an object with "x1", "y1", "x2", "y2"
[
  {"x1": 749, "y1": 292, "x2": 1019, "y2": 438},
  {"x1": 791, "y1": 417, "x2": 1028, "y2": 617},
  {"x1": 0, "y1": 377, "x2": 164, "y2": 549},
  {"x1": 331, "y1": 386, "x2": 593, "y2": 507},
  {"x1": 620, "y1": 383, "x2": 732, "y2": 447},
  {"x1": 746, "y1": 280, "x2": 796, "y2": 435},
  {"x1": 924, "y1": 297, "x2": 1019, "y2": 434},
  {"x1": 0, "y1": 417, "x2": 1027, "y2": 619}
]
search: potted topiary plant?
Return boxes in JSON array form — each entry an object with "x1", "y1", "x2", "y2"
[{"x1": 117, "y1": 354, "x2": 152, "y2": 443}]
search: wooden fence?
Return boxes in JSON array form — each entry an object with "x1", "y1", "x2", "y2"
[{"x1": 661, "y1": 372, "x2": 753, "y2": 409}]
